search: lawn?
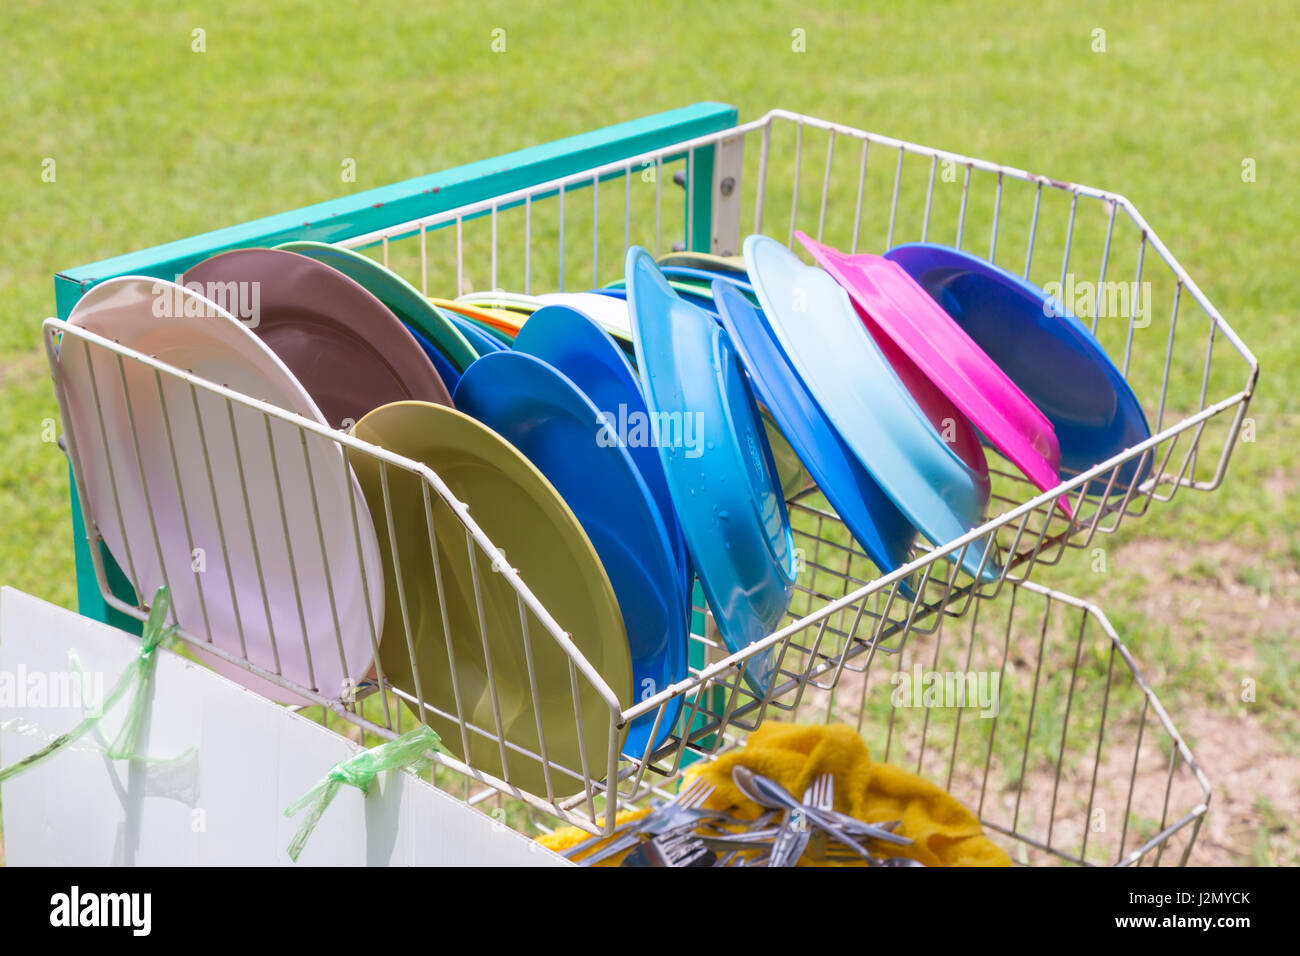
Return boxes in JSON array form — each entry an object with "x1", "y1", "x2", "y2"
[{"x1": 0, "y1": 0, "x2": 1296, "y2": 864}]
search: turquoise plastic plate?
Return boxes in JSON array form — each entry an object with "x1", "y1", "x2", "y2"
[
  {"x1": 744, "y1": 235, "x2": 997, "y2": 580},
  {"x1": 626, "y1": 247, "x2": 797, "y2": 695}
]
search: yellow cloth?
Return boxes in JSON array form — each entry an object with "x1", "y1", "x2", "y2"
[
  {"x1": 537, "y1": 807, "x2": 650, "y2": 864},
  {"x1": 539, "y1": 722, "x2": 1011, "y2": 867}
]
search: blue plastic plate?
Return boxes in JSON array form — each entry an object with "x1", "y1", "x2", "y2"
[
  {"x1": 596, "y1": 284, "x2": 721, "y2": 316},
  {"x1": 660, "y1": 265, "x2": 759, "y2": 300},
  {"x1": 446, "y1": 310, "x2": 507, "y2": 356},
  {"x1": 553, "y1": 297, "x2": 818, "y2": 505},
  {"x1": 453, "y1": 350, "x2": 686, "y2": 757},
  {"x1": 712, "y1": 280, "x2": 918, "y2": 592},
  {"x1": 744, "y1": 235, "x2": 997, "y2": 580},
  {"x1": 657, "y1": 251, "x2": 749, "y2": 276},
  {"x1": 466, "y1": 316, "x2": 515, "y2": 346},
  {"x1": 405, "y1": 322, "x2": 463, "y2": 393},
  {"x1": 626, "y1": 247, "x2": 797, "y2": 695},
  {"x1": 512, "y1": 304, "x2": 693, "y2": 607},
  {"x1": 884, "y1": 243, "x2": 1152, "y2": 494},
  {"x1": 605, "y1": 272, "x2": 753, "y2": 308}
]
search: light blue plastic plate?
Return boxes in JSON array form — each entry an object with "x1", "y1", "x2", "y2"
[
  {"x1": 712, "y1": 280, "x2": 918, "y2": 593},
  {"x1": 744, "y1": 235, "x2": 997, "y2": 581}
]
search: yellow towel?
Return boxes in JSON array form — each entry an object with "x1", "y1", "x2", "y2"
[{"x1": 539, "y1": 721, "x2": 1011, "y2": 867}]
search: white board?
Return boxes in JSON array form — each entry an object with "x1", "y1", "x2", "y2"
[{"x1": 0, "y1": 587, "x2": 568, "y2": 866}]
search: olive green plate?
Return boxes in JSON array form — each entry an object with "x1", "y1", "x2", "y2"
[
  {"x1": 348, "y1": 401, "x2": 632, "y2": 794},
  {"x1": 657, "y1": 251, "x2": 749, "y2": 275},
  {"x1": 276, "y1": 240, "x2": 479, "y2": 373},
  {"x1": 764, "y1": 412, "x2": 813, "y2": 500}
]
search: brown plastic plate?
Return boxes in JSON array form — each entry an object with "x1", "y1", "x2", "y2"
[{"x1": 184, "y1": 247, "x2": 451, "y2": 428}]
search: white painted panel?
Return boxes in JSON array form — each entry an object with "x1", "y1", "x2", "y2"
[{"x1": 0, "y1": 587, "x2": 567, "y2": 867}]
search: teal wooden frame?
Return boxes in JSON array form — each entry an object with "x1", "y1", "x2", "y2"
[{"x1": 55, "y1": 101, "x2": 739, "y2": 630}]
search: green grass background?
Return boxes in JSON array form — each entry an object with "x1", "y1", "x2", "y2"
[
  {"x1": 1, "y1": 0, "x2": 1296, "y2": 864},
  {"x1": 3, "y1": 0, "x2": 1296, "y2": 606}
]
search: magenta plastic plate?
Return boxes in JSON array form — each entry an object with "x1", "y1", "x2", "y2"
[{"x1": 798, "y1": 232, "x2": 1070, "y2": 518}]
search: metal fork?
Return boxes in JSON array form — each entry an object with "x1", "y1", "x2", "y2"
[
  {"x1": 806, "y1": 827, "x2": 928, "y2": 866},
  {"x1": 565, "y1": 777, "x2": 712, "y2": 861},
  {"x1": 769, "y1": 774, "x2": 832, "y2": 867},
  {"x1": 808, "y1": 836, "x2": 928, "y2": 866},
  {"x1": 822, "y1": 811, "x2": 913, "y2": 846},
  {"x1": 621, "y1": 830, "x2": 718, "y2": 867},
  {"x1": 572, "y1": 778, "x2": 716, "y2": 865}
]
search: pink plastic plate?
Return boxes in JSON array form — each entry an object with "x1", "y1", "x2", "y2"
[{"x1": 797, "y1": 232, "x2": 1070, "y2": 517}]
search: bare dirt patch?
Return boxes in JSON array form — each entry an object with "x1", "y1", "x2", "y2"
[{"x1": 1090, "y1": 538, "x2": 1300, "y2": 865}]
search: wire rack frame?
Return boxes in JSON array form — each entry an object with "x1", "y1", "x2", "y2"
[
  {"x1": 332, "y1": 108, "x2": 1249, "y2": 823},
  {"x1": 45, "y1": 110, "x2": 1241, "y2": 846},
  {"x1": 667, "y1": 576, "x2": 1212, "y2": 867},
  {"x1": 825, "y1": 577, "x2": 1211, "y2": 867},
  {"x1": 334, "y1": 108, "x2": 1258, "y2": 630}
]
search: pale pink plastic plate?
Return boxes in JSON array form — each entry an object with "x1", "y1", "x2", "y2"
[
  {"x1": 797, "y1": 232, "x2": 1071, "y2": 517},
  {"x1": 60, "y1": 277, "x2": 386, "y2": 704}
]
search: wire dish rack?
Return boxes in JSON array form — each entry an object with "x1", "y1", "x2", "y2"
[{"x1": 46, "y1": 105, "x2": 1249, "y2": 863}]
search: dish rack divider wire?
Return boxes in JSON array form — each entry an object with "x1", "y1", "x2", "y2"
[{"x1": 46, "y1": 105, "x2": 1250, "y2": 865}]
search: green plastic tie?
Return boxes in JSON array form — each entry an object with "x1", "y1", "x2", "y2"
[
  {"x1": 284, "y1": 725, "x2": 441, "y2": 862},
  {"x1": 0, "y1": 586, "x2": 178, "y2": 784}
]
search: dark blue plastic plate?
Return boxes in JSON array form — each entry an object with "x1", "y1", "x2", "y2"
[
  {"x1": 405, "y1": 322, "x2": 463, "y2": 393},
  {"x1": 446, "y1": 310, "x2": 507, "y2": 357},
  {"x1": 712, "y1": 280, "x2": 918, "y2": 593},
  {"x1": 512, "y1": 304, "x2": 693, "y2": 610}
]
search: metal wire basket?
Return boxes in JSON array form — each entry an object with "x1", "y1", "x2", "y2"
[
  {"x1": 45, "y1": 106, "x2": 1243, "y2": 860},
  {"x1": 676, "y1": 577, "x2": 1210, "y2": 867}
]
